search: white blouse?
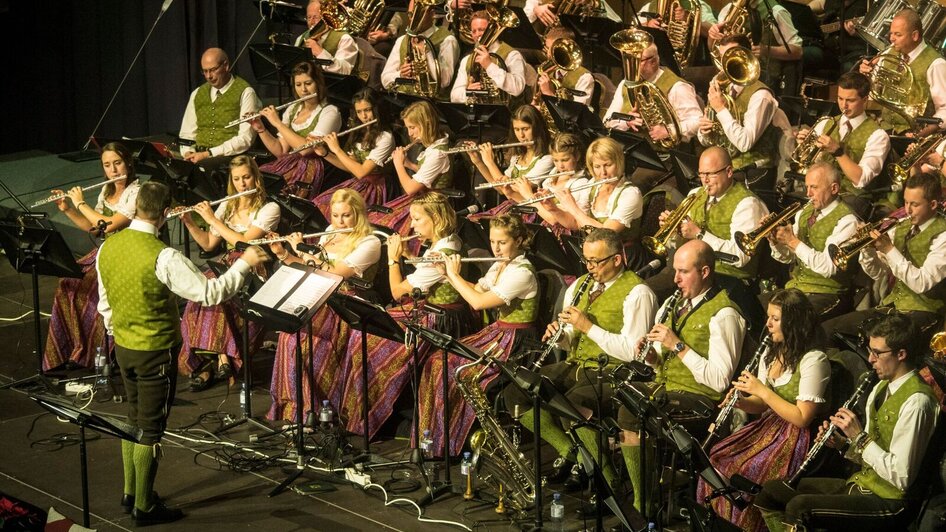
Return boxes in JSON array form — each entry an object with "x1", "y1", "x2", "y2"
[
  {"x1": 355, "y1": 131, "x2": 395, "y2": 167},
  {"x1": 475, "y1": 254, "x2": 538, "y2": 305},
  {"x1": 540, "y1": 174, "x2": 591, "y2": 214},
  {"x1": 412, "y1": 137, "x2": 451, "y2": 188},
  {"x1": 279, "y1": 103, "x2": 342, "y2": 138},
  {"x1": 209, "y1": 200, "x2": 281, "y2": 236},
  {"x1": 590, "y1": 182, "x2": 643, "y2": 228},
  {"x1": 756, "y1": 349, "x2": 830, "y2": 404},
  {"x1": 405, "y1": 234, "x2": 462, "y2": 292},
  {"x1": 95, "y1": 180, "x2": 141, "y2": 220},
  {"x1": 319, "y1": 228, "x2": 381, "y2": 278},
  {"x1": 503, "y1": 154, "x2": 555, "y2": 179}
]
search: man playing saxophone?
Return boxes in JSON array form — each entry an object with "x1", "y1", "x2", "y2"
[
  {"x1": 380, "y1": 0, "x2": 459, "y2": 96},
  {"x1": 296, "y1": 0, "x2": 360, "y2": 75},
  {"x1": 535, "y1": 27, "x2": 594, "y2": 108},
  {"x1": 450, "y1": 9, "x2": 527, "y2": 106},
  {"x1": 824, "y1": 172, "x2": 946, "y2": 336},
  {"x1": 767, "y1": 162, "x2": 859, "y2": 318},
  {"x1": 755, "y1": 313, "x2": 938, "y2": 532}
]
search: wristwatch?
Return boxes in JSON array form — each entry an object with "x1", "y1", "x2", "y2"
[
  {"x1": 672, "y1": 341, "x2": 686, "y2": 355},
  {"x1": 832, "y1": 145, "x2": 845, "y2": 158}
]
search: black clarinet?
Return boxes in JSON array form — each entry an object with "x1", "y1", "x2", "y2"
[
  {"x1": 532, "y1": 274, "x2": 593, "y2": 370},
  {"x1": 638, "y1": 289, "x2": 681, "y2": 362},
  {"x1": 784, "y1": 370, "x2": 879, "y2": 488},
  {"x1": 702, "y1": 333, "x2": 772, "y2": 452}
]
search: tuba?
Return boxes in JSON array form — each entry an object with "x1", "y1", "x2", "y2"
[
  {"x1": 656, "y1": 0, "x2": 701, "y2": 68},
  {"x1": 642, "y1": 193, "x2": 699, "y2": 257},
  {"x1": 870, "y1": 46, "x2": 920, "y2": 130},
  {"x1": 704, "y1": 45, "x2": 759, "y2": 150},
  {"x1": 710, "y1": 0, "x2": 751, "y2": 66},
  {"x1": 346, "y1": 0, "x2": 387, "y2": 37},
  {"x1": 534, "y1": 37, "x2": 583, "y2": 133},
  {"x1": 932, "y1": 332, "x2": 946, "y2": 362},
  {"x1": 610, "y1": 27, "x2": 683, "y2": 150},
  {"x1": 734, "y1": 201, "x2": 809, "y2": 256},
  {"x1": 888, "y1": 134, "x2": 946, "y2": 188},
  {"x1": 789, "y1": 116, "x2": 837, "y2": 174},
  {"x1": 467, "y1": 4, "x2": 520, "y2": 105},
  {"x1": 401, "y1": 0, "x2": 443, "y2": 98}
]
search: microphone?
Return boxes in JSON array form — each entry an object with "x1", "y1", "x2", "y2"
[
  {"x1": 715, "y1": 251, "x2": 740, "y2": 264},
  {"x1": 455, "y1": 204, "x2": 480, "y2": 217},
  {"x1": 160, "y1": 0, "x2": 174, "y2": 14},
  {"x1": 91, "y1": 219, "x2": 112, "y2": 236},
  {"x1": 737, "y1": 160, "x2": 769, "y2": 173},
  {"x1": 368, "y1": 204, "x2": 393, "y2": 214},
  {"x1": 297, "y1": 243, "x2": 321, "y2": 254},
  {"x1": 635, "y1": 259, "x2": 663, "y2": 277},
  {"x1": 597, "y1": 353, "x2": 611, "y2": 367}
]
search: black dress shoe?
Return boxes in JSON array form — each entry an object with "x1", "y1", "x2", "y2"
[
  {"x1": 121, "y1": 492, "x2": 161, "y2": 514},
  {"x1": 189, "y1": 371, "x2": 214, "y2": 392},
  {"x1": 132, "y1": 502, "x2": 184, "y2": 526},
  {"x1": 547, "y1": 457, "x2": 575, "y2": 484},
  {"x1": 564, "y1": 463, "x2": 588, "y2": 492},
  {"x1": 215, "y1": 362, "x2": 232, "y2": 381}
]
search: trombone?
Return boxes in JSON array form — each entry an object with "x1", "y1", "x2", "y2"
[
  {"x1": 246, "y1": 228, "x2": 354, "y2": 245},
  {"x1": 32, "y1": 176, "x2": 128, "y2": 208},
  {"x1": 734, "y1": 201, "x2": 811, "y2": 256},
  {"x1": 289, "y1": 119, "x2": 379, "y2": 154},
  {"x1": 226, "y1": 93, "x2": 321, "y2": 128},
  {"x1": 642, "y1": 193, "x2": 699, "y2": 257},
  {"x1": 516, "y1": 177, "x2": 620, "y2": 206},
  {"x1": 443, "y1": 141, "x2": 533, "y2": 155},
  {"x1": 166, "y1": 189, "x2": 258, "y2": 218},
  {"x1": 404, "y1": 256, "x2": 510, "y2": 264},
  {"x1": 473, "y1": 171, "x2": 575, "y2": 191}
]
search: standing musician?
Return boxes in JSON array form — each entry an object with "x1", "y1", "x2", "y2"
[
  {"x1": 535, "y1": 26, "x2": 594, "y2": 108},
  {"x1": 620, "y1": 239, "x2": 746, "y2": 513},
  {"x1": 503, "y1": 228, "x2": 657, "y2": 496},
  {"x1": 603, "y1": 39, "x2": 703, "y2": 144},
  {"x1": 859, "y1": 8, "x2": 946, "y2": 136},
  {"x1": 449, "y1": 9, "x2": 527, "y2": 106},
  {"x1": 755, "y1": 313, "x2": 939, "y2": 532},
  {"x1": 768, "y1": 162, "x2": 859, "y2": 318},
  {"x1": 380, "y1": 0, "x2": 459, "y2": 97},
  {"x1": 824, "y1": 172, "x2": 946, "y2": 336},
  {"x1": 296, "y1": 0, "x2": 360, "y2": 75}
]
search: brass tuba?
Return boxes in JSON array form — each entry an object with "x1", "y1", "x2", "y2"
[
  {"x1": 610, "y1": 27, "x2": 683, "y2": 150},
  {"x1": 888, "y1": 134, "x2": 946, "y2": 187},
  {"x1": 931, "y1": 331, "x2": 946, "y2": 361},
  {"x1": 401, "y1": 0, "x2": 443, "y2": 98},
  {"x1": 710, "y1": 0, "x2": 751, "y2": 66},
  {"x1": 538, "y1": 37, "x2": 583, "y2": 99},
  {"x1": 467, "y1": 4, "x2": 520, "y2": 105},
  {"x1": 789, "y1": 116, "x2": 837, "y2": 174},
  {"x1": 656, "y1": 0, "x2": 701, "y2": 68},
  {"x1": 734, "y1": 201, "x2": 809, "y2": 256},
  {"x1": 642, "y1": 193, "x2": 699, "y2": 257},
  {"x1": 346, "y1": 0, "x2": 387, "y2": 37},
  {"x1": 704, "y1": 45, "x2": 759, "y2": 149}
]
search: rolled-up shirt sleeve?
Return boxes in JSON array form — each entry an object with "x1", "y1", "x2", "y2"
[
  {"x1": 586, "y1": 283, "x2": 657, "y2": 362},
  {"x1": 680, "y1": 306, "x2": 745, "y2": 393}
]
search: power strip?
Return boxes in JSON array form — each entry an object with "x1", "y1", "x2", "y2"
[
  {"x1": 65, "y1": 382, "x2": 92, "y2": 395},
  {"x1": 345, "y1": 467, "x2": 371, "y2": 487}
]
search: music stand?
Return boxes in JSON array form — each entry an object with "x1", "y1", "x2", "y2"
[
  {"x1": 525, "y1": 223, "x2": 584, "y2": 277},
  {"x1": 668, "y1": 148, "x2": 700, "y2": 191},
  {"x1": 271, "y1": 192, "x2": 329, "y2": 233},
  {"x1": 541, "y1": 95, "x2": 605, "y2": 135},
  {"x1": 323, "y1": 72, "x2": 365, "y2": 121},
  {"x1": 640, "y1": 26, "x2": 681, "y2": 76},
  {"x1": 780, "y1": 96, "x2": 839, "y2": 128},
  {"x1": 249, "y1": 43, "x2": 309, "y2": 104},
  {"x1": 497, "y1": 7, "x2": 544, "y2": 51},
  {"x1": 607, "y1": 128, "x2": 668, "y2": 173},
  {"x1": 458, "y1": 217, "x2": 491, "y2": 252},
  {"x1": 438, "y1": 102, "x2": 510, "y2": 144},
  {"x1": 252, "y1": 0, "x2": 306, "y2": 25},
  {"x1": 29, "y1": 393, "x2": 142, "y2": 528},
  {"x1": 559, "y1": 14, "x2": 624, "y2": 73},
  {"x1": 0, "y1": 215, "x2": 82, "y2": 390}
]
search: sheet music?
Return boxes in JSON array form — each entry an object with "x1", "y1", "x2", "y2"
[
  {"x1": 248, "y1": 265, "x2": 338, "y2": 315},
  {"x1": 278, "y1": 273, "x2": 338, "y2": 315}
]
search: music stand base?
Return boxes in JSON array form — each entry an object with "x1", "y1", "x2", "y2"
[{"x1": 58, "y1": 149, "x2": 101, "y2": 163}]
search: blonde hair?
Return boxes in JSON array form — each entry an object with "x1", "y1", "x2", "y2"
[
  {"x1": 411, "y1": 191, "x2": 457, "y2": 240},
  {"x1": 223, "y1": 155, "x2": 266, "y2": 223},
  {"x1": 490, "y1": 213, "x2": 532, "y2": 252},
  {"x1": 585, "y1": 137, "x2": 625, "y2": 179},
  {"x1": 329, "y1": 188, "x2": 372, "y2": 257},
  {"x1": 401, "y1": 101, "x2": 445, "y2": 147}
]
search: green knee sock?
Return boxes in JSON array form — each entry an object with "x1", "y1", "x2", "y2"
[
  {"x1": 575, "y1": 426, "x2": 618, "y2": 489},
  {"x1": 520, "y1": 408, "x2": 573, "y2": 458},
  {"x1": 133, "y1": 443, "x2": 159, "y2": 512},
  {"x1": 761, "y1": 510, "x2": 788, "y2": 532},
  {"x1": 121, "y1": 440, "x2": 135, "y2": 496},
  {"x1": 622, "y1": 445, "x2": 644, "y2": 512}
]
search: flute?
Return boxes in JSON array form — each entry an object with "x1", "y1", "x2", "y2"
[
  {"x1": 246, "y1": 228, "x2": 354, "y2": 245},
  {"x1": 166, "y1": 188, "x2": 258, "y2": 218},
  {"x1": 289, "y1": 119, "x2": 380, "y2": 154},
  {"x1": 32, "y1": 176, "x2": 128, "y2": 208},
  {"x1": 443, "y1": 140, "x2": 533, "y2": 155},
  {"x1": 404, "y1": 256, "x2": 510, "y2": 264},
  {"x1": 517, "y1": 177, "x2": 620, "y2": 206},
  {"x1": 226, "y1": 93, "x2": 321, "y2": 128},
  {"x1": 473, "y1": 170, "x2": 575, "y2": 191},
  {"x1": 371, "y1": 231, "x2": 424, "y2": 243},
  {"x1": 382, "y1": 140, "x2": 420, "y2": 165}
]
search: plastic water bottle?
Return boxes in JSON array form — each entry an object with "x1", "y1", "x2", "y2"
[
  {"x1": 648, "y1": 522, "x2": 657, "y2": 531},
  {"x1": 460, "y1": 451, "x2": 472, "y2": 476},
  {"x1": 319, "y1": 400, "x2": 334, "y2": 425},
  {"x1": 420, "y1": 429, "x2": 435, "y2": 479},
  {"x1": 239, "y1": 382, "x2": 247, "y2": 409},
  {"x1": 94, "y1": 347, "x2": 107, "y2": 390},
  {"x1": 550, "y1": 492, "x2": 565, "y2": 528}
]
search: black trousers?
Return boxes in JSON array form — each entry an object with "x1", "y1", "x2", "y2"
[{"x1": 115, "y1": 344, "x2": 179, "y2": 446}]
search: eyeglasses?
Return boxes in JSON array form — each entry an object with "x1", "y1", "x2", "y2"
[
  {"x1": 641, "y1": 55, "x2": 658, "y2": 63},
  {"x1": 581, "y1": 253, "x2": 618, "y2": 268},
  {"x1": 697, "y1": 166, "x2": 731, "y2": 179},
  {"x1": 201, "y1": 63, "x2": 225, "y2": 76},
  {"x1": 867, "y1": 347, "x2": 895, "y2": 358}
]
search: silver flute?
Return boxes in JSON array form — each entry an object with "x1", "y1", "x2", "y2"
[
  {"x1": 32, "y1": 176, "x2": 128, "y2": 208},
  {"x1": 473, "y1": 170, "x2": 576, "y2": 191},
  {"x1": 443, "y1": 140, "x2": 533, "y2": 155},
  {"x1": 517, "y1": 177, "x2": 620, "y2": 206},
  {"x1": 246, "y1": 227, "x2": 354, "y2": 245},
  {"x1": 167, "y1": 188, "x2": 258, "y2": 218},
  {"x1": 404, "y1": 256, "x2": 510, "y2": 264},
  {"x1": 382, "y1": 140, "x2": 420, "y2": 165},
  {"x1": 226, "y1": 93, "x2": 321, "y2": 128},
  {"x1": 289, "y1": 119, "x2": 380, "y2": 154}
]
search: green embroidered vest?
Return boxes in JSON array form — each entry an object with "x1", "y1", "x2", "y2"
[
  {"x1": 496, "y1": 262, "x2": 538, "y2": 324},
  {"x1": 194, "y1": 76, "x2": 251, "y2": 149},
  {"x1": 589, "y1": 183, "x2": 642, "y2": 241},
  {"x1": 881, "y1": 216, "x2": 946, "y2": 313},
  {"x1": 417, "y1": 141, "x2": 453, "y2": 189},
  {"x1": 426, "y1": 247, "x2": 462, "y2": 304},
  {"x1": 687, "y1": 182, "x2": 759, "y2": 279},
  {"x1": 786, "y1": 201, "x2": 854, "y2": 295},
  {"x1": 824, "y1": 115, "x2": 882, "y2": 197},
  {"x1": 288, "y1": 104, "x2": 324, "y2": 137},
  {"x1": 772, "y1": 361, "x2": 802, "y2": 402},
  {"x1": 730, "y1": 79, "x2": 781, "y2": 170},
  {"x1": 656, "y1": 288, "x2": 738, "y2": 401},
  {"x1": 98, "y1": 229, "x2": 181, "y2": 351},
  {"x1": 881, "y1": 45, "x2": 941, "y2": 134},
  {"x1": 567, "y1": 270, "x2": 643, "y2": 366},
  {"x1": 848, "y1": 374, "x2": 935, "y2": 499},
  {"x1": 562, "y1": 66, "x2": 591, "y2": 91}
]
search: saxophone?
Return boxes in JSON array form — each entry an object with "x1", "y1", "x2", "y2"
[{"x1": 455, "y1": 345, "x2": 538, "y2": 510}]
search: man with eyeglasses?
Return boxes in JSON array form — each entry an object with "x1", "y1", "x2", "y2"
[
  {"x1": 755, "y1": 313, "x2": 938, "y2": 532},
  {"x1": 295, "y1": 0, "x2": 359, "y2": 76},
  {"x1": 503, "y1": 228, "x2": 656, "y2": 505},
  {"x1": 824, "y1": 171, "x2": 946, "y2": 337}
]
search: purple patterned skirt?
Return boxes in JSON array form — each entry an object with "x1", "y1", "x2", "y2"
[
  {"x1": 43, "y1": 249, "x2": 104, "y2": 370},
  {"x1": 313, "y1": 172, "x2": 386, "y2": 220},
  {"x1": 260, "y1": 153, "x2": 325, "y2": 201}
]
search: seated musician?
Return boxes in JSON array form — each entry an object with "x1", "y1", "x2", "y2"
[
  {"x1": 859, "y1": 8, "x2": 946, "y2": 136},
  {"x1": 535, "y1": 26, "x2": 594, "y2": 108},
  {"x1": 251, "y1": 61, "x2": 341, "y2": 198},
  {"x1": 768, "y1": 162, "x2": 859, "y2": 319},
  {"x1": 755, "y1": 313, "x2": 939, "y2": 532},
  {"x1": 638, "y1": 0, "x2": 717, "y2": 40},
  {"x1": 178, "y1": 48, "x2": 260, "y2": 166},
  {"x1": 513, "y1": 132, "x2": 590, "y2": 237},
  {"x1": 620, "y1": 238, "x2": 745, "y2": 513},
  {"x1": 603, "y1": 38, "x2": 703, "y2": 144},
  {"x1": 503, "y1": 228, "x2": 657, "y2": 495},
  {"x1": 178, "y1": 156, "x2": 281, "y2": 391},
  {"x1": 266, "y1": 188, "x2": 381, "y2": 421},
  {"x1": 698, "y1": 288, "x2": 830, "y2": 532},
  {"x1": 380, "y1": 0, "x2": 459, "y2": 98},
  {"x1": 524, "y1": 0, "x2": 622, "y2": 35},
  {"x1": 820, "y1": 0, "x2": 869, "y2": 73},
  {"x1": 697, "y1": 35, "x2": 782, "y2": 172},
  {"x1": 449, "y1": 9, "x2": 527, "y2": 106},
  {"x1": 793, "y1": 72, "x2": 890, "y2": 211},
  {"x1": 824, "y1": 172, "x2": 946, "y2": 336},
  {"x1": 296, "y1": 0, "x2": 360, "y2": 76}
]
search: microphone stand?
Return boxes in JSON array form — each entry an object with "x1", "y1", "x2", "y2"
[{"x1": 758, "y1": 0, "x2": 792, "y2": 91}]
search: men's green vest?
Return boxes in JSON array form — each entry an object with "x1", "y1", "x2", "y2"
[
  {"x1": 881, "y1": 216, "x2": 946, "y2": 313},
  {"x1": 880, "y1": 45, "x2": 942, "y2": 134},
  {"x1": 98, "y1": 229, "x2": 181, "y2": 351},
  {"x1": 786, "y1": 201, "x2": 854, "y2": 295},
  {"x1": 848, "y1": 373, "x2": 935, "y2": 499},
  {"x1": 823, "y1": 115, "x2": 883, "y2": 198},
  {"x1": 567, "y1": 270, "x2": 644, "y2": 366},
  {"x1": 194, "y1": 76, "x2": 251, "y2": 149},
  {"x1": 730, "y1": 79, "x2": 781, "y2": 170},
  {"x1": 562, "y1": 66, "x2": 591, "y2": 92},
  {"x1": 687, "y1": 182, "x2": 759, "y2": 279}
]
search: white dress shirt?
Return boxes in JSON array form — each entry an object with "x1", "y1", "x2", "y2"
[
  {"x1": 96, "y1": 219, "x2": 252, "y2": 335},
  {"x1": 557, "y1": 271, "x2": 658, "y2": 362},
  {"x1": 686, "y1": 185, "x2": 770, "y2": 268},
  {"x1": 906, "y1": 42, "x2": 946, "y2": 129},
  {"x1": 450, "y1": 45, "x2": 527, "y2": 103},
  {"x1": 859, "y1": 370, "x2": 939, "y2": 491},
  {"x1": 604, "y1": 68, "x2": 704, "y2": 140},
  {"x1": 555, "y1": 70, "x2": 595, "y2": 108},
  {"x1": 380, "y1": 29, "x2": 460, "y2": 90},
  {"x1": 412, "y1": 137, "x2": 451, "y2": 188},
  {"x1": 859, "y1": 216, "x2": 946, "y2": 293},
  {"x1": 476, "y1": 254, "x2": 539, "y2": 304},
  {"x1": 698, "y1": 84, "x2": 778, "y2": 153},
  {"x1": 717, "y1": 3, "x2": 802, "y2": 48},
  {"x1": 770, "y1": 198, "x2": 859, "y2": 279},
  {"x1": 179, "y1": 76, "x2": 261, "y2": 157},
  {"x1": 279, "y1": 103, "x2": 342, "y2": 139},
  {"x1": 813, "y1": 114, "x2": 890, "y2": 188},
  {"x1": 320, "y1": 227, "x2": 382, "y2": 278},
  {"x1": 757, "y1": 349, "x2": 830, "y2": 403},
  {"x1": 311, "y1": 32, "x2": 359, "y2": 75},
  {"x1": 405, "y1": 235, "x2": 462, "y2": 291},
  {"x1": 208, "y1": 201, "x2": 281, "y2": 237}
]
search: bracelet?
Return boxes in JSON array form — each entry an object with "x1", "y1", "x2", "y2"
[
  {"x1": 75, "y1": 201, "x2": 87, "y2": 208},
  {"x1": 388, "y1": 260, "x2": 399, "y2": 267}
]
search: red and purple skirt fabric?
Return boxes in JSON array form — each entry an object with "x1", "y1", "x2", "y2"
[
  {"x1": 260, "y1": 153, "x2": 325, "y2": 201},
  {"x1": 43, "y1": 249, "x2": 104, "y2": 370},
  {"x1": 313, "y1": 172, "x2": 386, "y2": 220}
]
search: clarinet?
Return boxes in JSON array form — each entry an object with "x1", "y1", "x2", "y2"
[
  {"x1": 532, "y1": 274, "x2": 593, "y2": 370},
  {"x1": 784, "y1": 370, "x2": 879, "y2": 489},
  {"x1": 702, "y1": 334, "x2": 772, "y2": 452},
  {"x1": 638, "y1": 290, "x2": 681, "y2": 362}
]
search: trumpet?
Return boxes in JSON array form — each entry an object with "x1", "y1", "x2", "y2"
[
  {"x1": 827, "y1": 215, "x2": 912, "y2": 270},
  {"x1": 404, "y1": 256, "x2": 511, "y2": 264},
  {"x1": 289, "y1": 119, "x2": 379, "y2": 154},
  {"x1": 642, "y1": 193, "x2": 699, "y2": 257},
  {"x1": 246, "y1": 228, "x2": 354, "y2": 245},
  {"x1": 32, "y1": 176, "x2": 128, "y2": 208},
  {"x1": 735, "y1": 201, "x2": 810, "y2": 256},
  {"x1": 516, "y1": 177, "x2": 620, "y2": 206},
  {"x1": 226, "y1": 93, "x2": 321, "y2": 128},
  {"x1": 443, "y1": 140, "x2": 533, "y2": 155},
  {"x1": 166, "y1": 188, "x2": 258, "y2": 218},
  {"x1": 888, "y1": 134, "x2": 946, "y2": 187},
  {"x1": 473, "y1": 171, "x2": 575, "y2": 191}
]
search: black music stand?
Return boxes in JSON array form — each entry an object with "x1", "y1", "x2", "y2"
[
  {"x1": 669, "y1": 148, "x2": 700, "y2": 191},
  {"x1": 780, "y1": 96, "x2": 839, "y2": 128},
  {"x1": 458, "y1": 217, "x2": 492, "y2": 252},
  {"x1": 323, "y1": 72, "x2": 365, "y2": 121},
  {"x1": 271, "y1": 191, "x2": 329, "y2": 233},
  {"x1": 498, "y1": 7, "x2": 544, "y2": 51},
  {"x1": 541, "y1": 95, "x2": 605, "y2": 136},
  {"x1": 559, "y1": 14, "x2": 624, "y2": 73},
  {"x1": 249, "y1": 43, "x2": 310, "y2": 104},
  {"x1": 525, "y1": 223, "x2": 585, "y2": 277},
  {"x1": 29, "y1": 393, "x2": 142, "y2": 528},
  {"x1": 607, "y1": 128, "x2": 668, "y2": 173},
  {"x1": 438, "y1": 102, "x2": 510, "y2": 144},
  {"x1": 640, "y1": 26, "x2": 681, "y2": 76},
  {"x1": 252, "y1": 0, "x2": 306, "y2": 25},
  {"x1": 0, "y1": 215, "x2": 82, "y2": 390},
  {"x1": 245, "y1": 263, "x2": 344, "y2": 496}
]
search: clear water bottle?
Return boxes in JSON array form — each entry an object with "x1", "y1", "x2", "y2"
[
  {"x1": 94, "y1": 347, "x2": 107, "y2": 390},
  {"x1": 420, "y1": 429, "x2": 435, "y2": 479},
  {"x1": 648, "y1": 522, "x2": 657, "y2": 531},
  {"x1": 319, "y1": 400, "x2": 334, "y2": 425},
  {"x1": 460, "y1": 451, "x2": 472, "y2": 476},
  {"x1": 550, "y1": 492, "x2": 565, "y2": 527},
  {"x1": 239, "y1": 381, "x2": 247, "y2": 409}
]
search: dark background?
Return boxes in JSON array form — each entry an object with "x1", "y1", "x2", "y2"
[{"x1": 0, "y1": 0, "x2": 306, "y2": 156}]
